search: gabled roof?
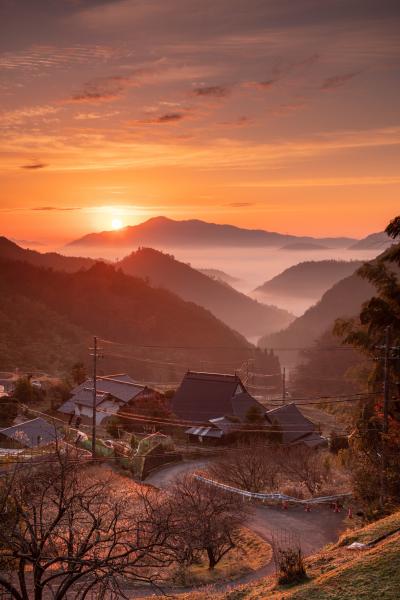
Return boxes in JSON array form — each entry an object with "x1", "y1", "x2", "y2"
[
  {"x1": 71, "y1": 374, "x2": 145, "y2": 405},
  {"x1": 172, "y1": 371, "x2": 265, "y2": 422},
  {"x1": 71, "y1": 388, "x2": 108, "y2": 409},
  {"x1": 209, "y1": 416, "x2": 240, "y2": 434},
  {"x1": 265, "y1": 403, "x2": 318, "y2": 445},
  {"x1": 0, "y1": 417, "x2": 58, "y2": 448}
]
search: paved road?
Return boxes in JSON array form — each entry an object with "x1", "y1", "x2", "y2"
[
  {"x1": 140, "y1": 459, "x2": 345, "y2": 596},
  {"x1": 145, "y1": 458, "x2": 211, "y2": 488}
]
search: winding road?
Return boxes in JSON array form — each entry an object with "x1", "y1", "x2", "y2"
[{"x1": 139, "y1": 459, "x2": 345, "y2": 597}]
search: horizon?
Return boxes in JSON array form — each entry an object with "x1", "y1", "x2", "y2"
[
  {"x1": 1, "y1": 213, "x2": 385, "y2": 252},
  {"x1": 1, "y1": 1, "x2": 399, "y2": 244}
]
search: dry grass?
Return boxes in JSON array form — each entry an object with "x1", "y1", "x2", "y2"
[
  {"x1": 176, "y1": 510, "x2": 400, "y2": 600},
  {"x1": 169, "y1": 527, "x2": 271, "y2": 587}
]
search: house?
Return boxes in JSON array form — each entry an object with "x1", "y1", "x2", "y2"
[
  {"x1": 172, "y1": 371, "x2": 268, "y2": 443},
  {"x1": 0, "y1": 377, "x2": 15, "y2": 396},
  {"x1": 185, "y1": 416, "x2": 244, "y2": 445},
  {"x1": 0, "y1": 417, "x2": 59, "y2": 449},
  {"x1": 264, "y1": 403, "x2": 325, "y2": 448},
  {"x1": 58, "y1": 374, "x2": 158, "y2": 427}
]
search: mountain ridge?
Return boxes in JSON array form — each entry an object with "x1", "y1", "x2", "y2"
[
  {"x1": 254, "y1": 259, "x2": 364, "y2": 300},
  {"x1": 0, "y1": 257, "x2": 252, "y2": 377},
  {"x1": 64, "y1": 216, "x2": 358, "y2": 251},
  {"x1": 117, "y1": 247, "x2": 294, "y2": 338}
]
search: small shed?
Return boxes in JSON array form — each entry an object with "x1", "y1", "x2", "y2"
[{"x1": 0, "y1": 417, "x2": 59, "y2": 449}]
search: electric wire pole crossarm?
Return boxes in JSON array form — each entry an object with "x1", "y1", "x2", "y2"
[{"x1": 89, "y1": 336, "x2": 104, "y2": 458}]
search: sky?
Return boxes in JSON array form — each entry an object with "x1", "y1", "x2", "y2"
[{"x1": 1, "y1": 0, "x2": 400, "y2": 246}]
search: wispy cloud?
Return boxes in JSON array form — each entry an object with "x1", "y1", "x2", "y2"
[
  {"x1": 271, "y1": 101, "x2": 307, "y2": 116},
  {"x1": 31, "y1": 206, "x2": 82, "y2": 211},
  {"x1": 20, "y1": 162, "x2": 48, "y2": 170},
  {"x1": 244, "y1": 79, "x2": 278, "y2": 90},
  {"x1": 227, "y1": 201, "x2": 255, "y2": 207},
  {"x1": 73, "y1": 110, "x2": 120, "y2": 120},
  {"x1": 320, "y1": 72, "x2": 360, "y2": 91},
  {"x1": 1, "y1": 105, "x2": 61, "y2": 126},
  {"x1": 228, "y1": 175, "x2": 400, "y2": 188},
  {"x1": 69, "y1": 75, "x2": 132, "y2": 103},
  {"x1": 219, "y1": 116, "x2": 250, "y2": 126},
  {"x1": 2, "y1": 126, "x2": 400, "y2": 173},
  {"x1": 128, "y1": 112, "x2": 188, "y2": 126},
  {"x1": 192, "y1": 85, "x2": 230, "y2": 98},
  {"x1": 0, "y1": 45, "x2": 120, "y2": 71}
]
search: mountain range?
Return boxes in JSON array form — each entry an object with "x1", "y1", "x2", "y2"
[
  {"x1": 0, "y1": 236, "x2": 95, "y2": 272},
  {"x1": 349, "y1": 231, "x2": 392, "y2": 250},
  {"x1": 117, "y1": 248, "x2": 294, "y2": 338},
  {"x1": 254, "y1": 260, "x2": 364, "y2": 300},
  {"x1": 0, "y1": 256, "x2": 252, "y2": 378},
  {"x1": 0, "y1": 238, "x2": 293, "y2": 340},
  {"x1": 65, "y1": 216, "x2": 357, "y2": 251},
  {"x1": 258, "y1": 272, "x2": 375, "y2": 351}
]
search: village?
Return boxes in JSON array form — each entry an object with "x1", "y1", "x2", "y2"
[
  {"x1": 0, "y1": 362, "x2": 332, "y2": 473},
  {"x1": 0, "y1": 352, "x2": 360, "y2": 600}
]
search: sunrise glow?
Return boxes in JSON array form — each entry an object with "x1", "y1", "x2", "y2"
[
  {"x1": 111, "y1": 218, "x2": 123, "y2": 230},
  {"x1": 0, "y1": 1, "x2": 399, "y2": 244}
]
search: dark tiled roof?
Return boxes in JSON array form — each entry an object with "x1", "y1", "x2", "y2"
[
  {"x1": 300, "y1": 432, "x2": 326, "y2": 448},
  {"x1": 209, "y1": 416, "x2": 240, "y2": 434},
  {"x1": 265, "y1": 403, "x2": 317, "y2": 444},
  {"x1": 172, "y1": 371, "x2": 265, "y2": 422},
  {"x1": 71, "y1": 374, "x2": 145, "y2": 405},
  {"x1": 0, "y1": 417, "x2": 59, "y2": 448}
]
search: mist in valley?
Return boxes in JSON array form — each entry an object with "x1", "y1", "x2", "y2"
[{"x1": 64, "y1": 243, "x2": 379, "y2": 316}]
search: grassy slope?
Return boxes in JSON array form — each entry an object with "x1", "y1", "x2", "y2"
[{"x1": 179, "y1": 510, "x2": 400, "y2": 600}]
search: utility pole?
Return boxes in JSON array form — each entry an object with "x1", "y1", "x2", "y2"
[
  {"x1": 380, "y1": 326, "x2": 391, "y2": 508},
  {"x1": 89, "y1": 336, "x2": 103, "y2": 459},
  {"x1": 282, "y1": 367, "x2": 286, "y2": 404}
]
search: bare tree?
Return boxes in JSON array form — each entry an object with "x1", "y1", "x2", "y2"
[
  {"x1": 0, "y1": 448, "x2": 175, "y2": 599},
  {"x1": 276, "y1": 445, "x2": 331, "y2": 496},
  {"x1": 168, "y1": 475, "x2": 248, "y2": 570},
  {"x1": 208, "y1": 444, "x2": 280, "y2": 493}
]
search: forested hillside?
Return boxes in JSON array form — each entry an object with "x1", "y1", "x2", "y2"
[
  {"x1": 255, "y1": 260, "x2": 363, "y2": 300},
  {"x1": 259, "y1": 273, "x2": 374, "y2": 350},
  {"x1": 118, "y1": 247, "x2": 294, "y2": 338},
  {"x1": 0, "y1": 236, "x2": 95, "y2": 272},
  {"x1": 0, "y1": 258, "x2": 253, "y2": 379}
]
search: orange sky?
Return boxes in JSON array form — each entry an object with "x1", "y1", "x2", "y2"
[{"x1": 1, "y1": 0, "x2": 400, "y2": 246}]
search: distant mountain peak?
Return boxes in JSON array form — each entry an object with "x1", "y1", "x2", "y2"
[{"x1": 65, "y1": 216, "x2": 358, "y2": 252}]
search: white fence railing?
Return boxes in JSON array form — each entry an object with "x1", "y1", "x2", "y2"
[{"x1": 194, "y1": 475, "x2": 351, "y2": 505}]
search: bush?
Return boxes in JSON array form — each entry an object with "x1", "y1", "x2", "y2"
[
  {"x1": 130, "y1": 434, "x2": 138, "y2": 450},
  {"x1": 273, "y1": 544, "x2": 307, "y2": 585},
  {"x1": 106, "y1": 418, "x2": 120, "y2": 439}
]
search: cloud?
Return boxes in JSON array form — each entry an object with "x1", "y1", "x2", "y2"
[
  {"x1": 3, "y1": 125, "x2": 400, "y2": 174},
  {"x1": 31, "y1": 206, "x2": 81, "y2": 211},
  {"x1": 73, "y1": 110, "x2": 120, "y2": 120},
  {"x1": 271, "y1": 101, "x2": 307, "y2": 116},
  {"x1": 227, "y1": 202, "x2": 255, "y2": 207},
  {"x1": 20, "y1": 162, "x2": 48, "y2": 170},
  {"x1": 129, "y1": 112, "x2": 187, "y2": 126},
  {"x1": 244, "y1": 78, "x2": 279, "y2": 90},
  {"x1": 1, "y1": 105, "x2": 61, "y2": 126},
  {"x1": 219, "y1": 116, "x2": 250, "y2": 126},
  {"x1": 229, "y1": 175, "x2": 400, "y2": 188},
  {"x1": 0, "y1": 44, "x2": 119, "y2": 71},
  {"x1": 151, "y1": 112, "x2": 185, "y2": 123},
  {"x1": 320, "y1": 72, "x2": 359, "y2": 91},
  {"x1": 192, "y1": 85, "x2": 230, "y2": 98},
  {"x1": 70, "y1": 75, "x2": 132, "y2": 103}
]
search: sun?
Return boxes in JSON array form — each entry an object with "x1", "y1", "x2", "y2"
[{"x1": 111, "y1": 218, "x2": 123, "y2": 230}]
